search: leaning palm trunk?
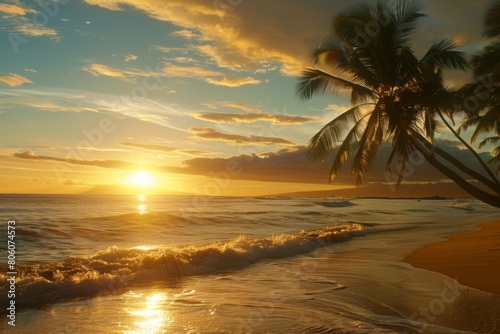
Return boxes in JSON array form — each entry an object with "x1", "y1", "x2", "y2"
[
  {"x1": 437, "y1": 111, "x2": 500, "y2": 187},
  {"x1": 413, "y1": 139, "x2": 500, "y2": 207},
  {"x1": 296, "y1": 0, "x2": 500, "y2": 207}
]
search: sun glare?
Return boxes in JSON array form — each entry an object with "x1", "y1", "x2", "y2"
[{"x1": 126, "y1": 171, "x2": 157, "y2": 188}]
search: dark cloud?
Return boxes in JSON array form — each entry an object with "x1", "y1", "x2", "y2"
[
  {"x1": 13, "y1": 139, "x2": 495, "y2": 189},
  {"x1": 13, "y1": 151, "x2": 143, "y2": 170},
  {"x1": 167, "y1": 140, "x2": 496, "y2": 186},
  {"x1": 189, "y1": 128, "x2": 294, "y2": 145}
]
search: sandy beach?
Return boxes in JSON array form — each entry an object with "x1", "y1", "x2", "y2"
[{"x1": 405, "y1": 219, "x2": 500, "y2": 295}]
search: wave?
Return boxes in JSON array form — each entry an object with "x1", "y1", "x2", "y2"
[
  {"x1": 448, "y1": 203, "x2": 474, "y2": 211},
  {"x1": 0, "y1": 224, "x2": 363, "y2": 311},
  {"x1": 314, "y1": 200, "x2": 356, "y2": 208}
]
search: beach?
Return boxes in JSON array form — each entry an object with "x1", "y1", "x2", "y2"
[{"x1": 405, "y1": 219, "x2": 500, "y2": 295}]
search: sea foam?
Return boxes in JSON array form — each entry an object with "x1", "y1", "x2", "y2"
[{"x1": 0, "y1": 224, "x2": 363, "y2": 311}]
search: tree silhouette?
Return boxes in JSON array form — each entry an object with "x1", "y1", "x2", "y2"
[{"x1": 296, "y1": 0, "x2": 500, "y2": 207}]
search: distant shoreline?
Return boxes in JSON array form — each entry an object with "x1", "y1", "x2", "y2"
[
  {"x1": 0, "y1": 192, "x2": 472, "y2": 201},
  {"x1": 0, "y1": 192, "x2": 472, "y2": 200},
  {"x1": 405, "y1": 219, "x2": 500, "y2": 295}
]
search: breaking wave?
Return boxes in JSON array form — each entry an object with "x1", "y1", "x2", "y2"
[{"x1": 0, "y1": 224, "x2": 364, "y2": 311}]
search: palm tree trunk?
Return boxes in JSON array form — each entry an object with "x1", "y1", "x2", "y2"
[
  {"x1": 414, "y1": 141, "x2": 500, "y2": 208},
  {"x1": 418, "y1": 138, "x2": 500, "y2": 194},
  {"x1": 438, "y1": 111, "x2": 500, "y2": 187}
]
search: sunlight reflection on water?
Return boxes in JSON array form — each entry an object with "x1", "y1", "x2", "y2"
[
  {"x1": 138, "y1": 204, "x2": 148, "y2": 215},
  {"x1": 124, "y1": 292, "x2": 171, "y2": 334},
  {"x1": 137, "y1": 194, "x2": 148, "y2": 214}
]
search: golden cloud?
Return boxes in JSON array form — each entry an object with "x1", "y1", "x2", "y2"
[
  {"x1": 81, "y1": 0, "x2": 311, "y2": 76},
  {"x1": 205, "y1": 76, "x2": 267, "y2": 87},
  {"x1": 82, "y1": 64, "x2": 134, "y2": 82},
  {"x1": 0, "y1": 3, "x2": 30, "y2": 16},
  {"x1": 162, "y1": 64, "x2": 223, "y2": 78},
  {"x1": 0, "y1": 73, "x2": 33, "y2": 87},
  {"x1": 194, "y1": 112, "x2": 318, "y2": 124},
  {"x1": 170, "y1": 29, "x2": 199, "y2": 39}
]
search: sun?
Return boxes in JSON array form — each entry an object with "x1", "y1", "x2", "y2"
[{"x1": 126, "y1": 171, "x2": 157, "y2": 188}]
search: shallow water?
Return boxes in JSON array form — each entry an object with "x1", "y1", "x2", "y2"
[{"x1": 1, "y1": 195, "x2": 499, "y2": 333}]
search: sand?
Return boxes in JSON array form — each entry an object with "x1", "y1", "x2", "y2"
[{"x1": 405, "y1": 219, "x2": 500, "y2": 295}]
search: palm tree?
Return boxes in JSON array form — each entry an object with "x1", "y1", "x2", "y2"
[
  {"x1": 296, "y1": 0, "x2": 500, "y2": 207},
  {"x1": 459, "y1": 0, "x2": 500, "y2": 176}
]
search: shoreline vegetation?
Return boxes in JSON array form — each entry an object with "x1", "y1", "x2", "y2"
[{"x1": 405, "y1": 219, "x2": 500, "y2": 295}]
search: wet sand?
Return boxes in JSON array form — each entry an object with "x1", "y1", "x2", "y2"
[{"x1": 405, "y1": 219, "x2": 500, "y2": 295}]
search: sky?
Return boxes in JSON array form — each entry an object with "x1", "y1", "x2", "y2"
[{"x1": 0, "y1": 0, "x2": 496, "y2": 196}]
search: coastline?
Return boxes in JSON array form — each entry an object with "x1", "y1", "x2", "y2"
[{"x1": 405, "y1": 219, "x2": 500, "y2": 295}]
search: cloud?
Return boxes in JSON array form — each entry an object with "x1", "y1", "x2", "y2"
[
  {"x1": 189, "y1": 127, "x2": 294, "y2": 145},
  {"x1": 0, "y1": 88, "x2": 192, "y2": 134},
  {"x1": 218, "y1": 102, "x2": 254, "y2": 112},
  {"x1": 13, "y1": 151, "x2": 143, "y2": 170},
  {"x1": 0, "y1": 3, "x2": 60, "y2": 39},
  {"x1": 12, "y1": 139, "x2": 495, "y2": 189},
  {"x1": 124, "y1": 54, "x2": 138, "y2": 62},
  {"x1": 194, "y1": 112, "x2": 318, "y2": 125},
  {"x1": 81, "y1": 0, "x2": 318, "y2": 75},
  {"x1": 0, "y1": 73, "x2": 32, "y2": 87},
  {"x1": 324, "y1": 104, "x2": 348, "y2": 113},
  {"x1": 120, "y1": 142, "x2": 208, "y2": 155},
  {"x1": 160, "y1": 64, "x2": 267, "y2": 87},
  {"x1": 205, "y1": 76, "x2": 267, "y2": 87},
  {"x1": 162, "y1": 63, "x2": 222, "y2": 78},
  {"x1": 169, "y1": 56, "x2": 199, "y2": 64},
  {"x1": 81, "y1": 62, "x2": 267, "y2": 88},
  {"x1": 82, "y1": 63, "x2": 135, "y2": 82},
  {"x1": 168, "y1": 140, "x2": 496, "y2": 185},
  {"x1": 170, "y1": 29, "x2": 199, "y2": 39},
  {"x1": 15, "y1": 23, "x2": 59, "y2": 37},
  {"x1": 63, "y1": 179, "x2": 88, "y2": 186},
  {"x1": 0, "y1": 3, "x2": 31, "y2": 16}
]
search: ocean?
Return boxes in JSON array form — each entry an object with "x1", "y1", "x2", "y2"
[{"x1": 1, "y1": 194, "x2": 499, "y2": 333}]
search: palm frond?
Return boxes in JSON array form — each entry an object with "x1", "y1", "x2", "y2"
[
  {"x1": 484, "y1": 0, "x2": 500, "y2": 38},
  {"x1": 296, "y1": 68, "x2": 376, "y2": 103},
  {"x1": 306, "y1": 104, "x2": 374, "y2": 162},
  {"x1": 395, "y1": 0, "x2": 426, "y2": 39},
  {"x1": 420, "y1": 39, "x2": 469, "y2": 71},
  {"x1": 471, "y1": 42, "x2": 500, "y2": 77},
  {"x1": 328, "y1": 116, "x2": 369, "y2": 182},
  {"x1": 479, "y1": 136, "x2": 500, "y2": 149},
  {"x1": 351, "y1": 106, "x2": 384, "y2": 185}
]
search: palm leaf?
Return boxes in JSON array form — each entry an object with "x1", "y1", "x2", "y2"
[
  {"x1": 394, "y1": 0, "x2": 426, "y2": 39},
  {"x1": 484, "y1": 0, "x2": 500, "y2": 38},
  {"x1": 351, "y1": 106, "x2": 384, "y2": 185},
  {"x1": 296, "y1": 68, "x2": 376, "y2": 103},
  {"x1": 479, "y1": 136, "x2": 500, "y2": 149},
  {"x1": 328, "y1": 115, "x2": 370, "y2": 182},
  {"x1": 306, "y1": 104, "x2": 374, "y2": 162},
  {"x1": 420, "y1": 39, "x2": 469, "y2": 71}
]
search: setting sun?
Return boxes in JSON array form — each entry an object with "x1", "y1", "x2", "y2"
[{"x1": 125, "y1": 171, "x2": 157, "y2": 188}]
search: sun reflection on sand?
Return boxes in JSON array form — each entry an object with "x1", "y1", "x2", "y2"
[{"x1": 124, "y1": 292, "x2": 171, "y2": 334}]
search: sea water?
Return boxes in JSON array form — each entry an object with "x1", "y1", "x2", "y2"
[{"x1": 0, "y1": 195, "x2": 499, "y2": 333}]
